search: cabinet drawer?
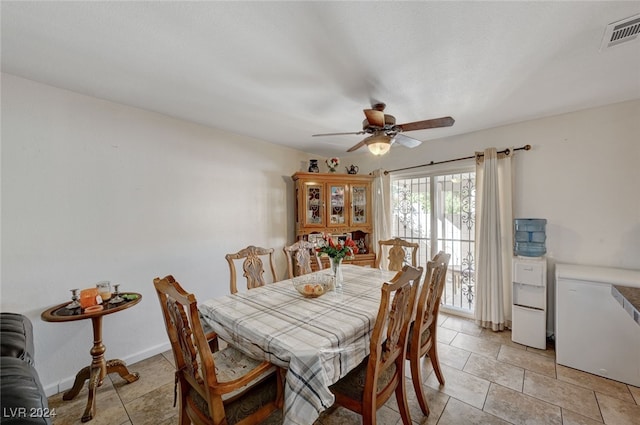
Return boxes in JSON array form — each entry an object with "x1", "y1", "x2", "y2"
[
  {"x1": 313, "y1": 253, "x2": 376, "y2": 271},
  {"x1": 513, "y1": 261, "x2": 545, "y2": 286}
]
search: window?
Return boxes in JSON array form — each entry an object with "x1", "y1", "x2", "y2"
[{"x1": 391, "y1": 169, "x2": 476, "y2": 314}]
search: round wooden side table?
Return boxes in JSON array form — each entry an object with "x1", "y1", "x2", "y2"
[{"x1": 41, "y1": 293, "x2": 142, "y2": 422}]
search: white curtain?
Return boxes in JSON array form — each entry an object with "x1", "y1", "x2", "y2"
[
  {"x1": 474, "y1": 148, "x2": 514, "y2": 331},
  {"x1": 372, "y1": 169, "x2": 391, "y2": 267}
]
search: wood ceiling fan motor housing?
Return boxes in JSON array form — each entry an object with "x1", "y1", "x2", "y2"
[{"x1": 362, "y1": 114, "x2": 396, "y2": 133}]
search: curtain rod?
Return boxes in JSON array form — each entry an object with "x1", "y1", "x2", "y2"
[{"x1": 384, "y1": 144, "x2": 531, "y2": 175}]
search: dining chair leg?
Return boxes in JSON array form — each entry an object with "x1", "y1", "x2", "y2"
[
  {"x1": 178, "y1": 410, "x2": 189, "y2": 425},
  {"x1": 410, "y1": 355, "x2": 430, "y2": 416},
  {"x1": 362, "y1": 400, "x2": 376, "y2": 425},
  {"x1": 276, "y1": 368, "x2": 285, "y2": 409},
  {"x1": 177, "y1": 386, "x2": 189, "y2": 425},
  {"x1": 395, "y1": 372, "x2": 413, "y2": 425},
  {"x1": 429, "y1": 343, "x2": 446, "y2": 385}
]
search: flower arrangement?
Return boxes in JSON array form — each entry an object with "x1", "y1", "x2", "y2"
[
  {"x1": 326, "y1": 157, "x2": 340, "y2": 172},
  {"x1": 316, "y1": 234, "x2": 358, "y2": 260}
]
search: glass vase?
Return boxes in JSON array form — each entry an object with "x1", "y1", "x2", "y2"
[{"x1": 331, "y1": 257, "x2": 343, "y2": 288}]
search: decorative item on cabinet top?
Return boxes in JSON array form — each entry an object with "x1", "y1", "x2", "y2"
[
  {"x1": 326, "y1": 157, "x2": 340, "y2": 173},
  {"x1": 308, "y1": 159, "x2": 320, "y2": 173}
]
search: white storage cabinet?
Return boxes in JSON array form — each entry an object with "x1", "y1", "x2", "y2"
[
  {"x1": 556, "y1": 264, "x2": 640, "y2": 387},
  {"x1": 512, "y1": 257, "x2": 547, "y2": 349}
]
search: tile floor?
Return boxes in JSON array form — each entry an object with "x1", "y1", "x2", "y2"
[{"x1": 48, "y1": 313, "x2": 640, "y2": 425}]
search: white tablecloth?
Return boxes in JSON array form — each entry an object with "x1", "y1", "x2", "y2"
[{"x1": 199, "y1": 265, "x2": 397, "y2": 425}]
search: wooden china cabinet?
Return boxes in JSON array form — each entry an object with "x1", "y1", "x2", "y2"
[{"x1": 292, "y1": 172, "x2": 376, "y2": 268}]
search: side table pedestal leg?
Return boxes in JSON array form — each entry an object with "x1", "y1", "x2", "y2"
[
  {"x1": 63, "y1": 366, "x2": 90, "y2": 400},
  {"x1": 81, "y1": 364, "x2": 104, "y2": 422},
  {"x1": 107, "y1": 359, "x2": 140, "y2": 383}
]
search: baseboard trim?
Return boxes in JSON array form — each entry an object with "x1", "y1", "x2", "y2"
[{"x1": 43, "y1": 341, "x2": 171, "y2": 397}]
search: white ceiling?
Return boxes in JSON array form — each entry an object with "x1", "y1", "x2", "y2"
[{"x1": 2, "y1": 1, "x2": 639, "y2": 157}]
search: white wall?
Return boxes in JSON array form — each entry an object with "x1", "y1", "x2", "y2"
[{"x1": 1, "y1": 73, "x2": 312, "y2": 395}]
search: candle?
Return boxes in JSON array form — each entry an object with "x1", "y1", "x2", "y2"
[{"x1": 80, "y1": 288, "x2": 99, "y2": 309}]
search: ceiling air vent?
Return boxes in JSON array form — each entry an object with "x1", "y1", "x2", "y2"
[{"x1": 601, "y1": 14, "x2": 640, "y2": 50}]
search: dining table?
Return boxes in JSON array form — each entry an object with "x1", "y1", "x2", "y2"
[{"x1": 199, "y1": 264, "x2": 398, "y2": 425}]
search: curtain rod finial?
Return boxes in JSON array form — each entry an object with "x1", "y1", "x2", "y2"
[{"x1": 524, "y1": 144, "x2": 531, "y2": 150}]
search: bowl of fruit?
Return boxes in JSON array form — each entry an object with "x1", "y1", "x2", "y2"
[{"x1": 293, "y1": 274, "x2": 334, "y2": 298}]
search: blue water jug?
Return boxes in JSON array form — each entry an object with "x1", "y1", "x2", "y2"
[{"x1": 514, "y1": 219, "x2": 547, "y2": 257}]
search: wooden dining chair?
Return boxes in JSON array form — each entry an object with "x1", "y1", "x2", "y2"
[
  {"x1": 283, "y1": 240, "x2": 322, "y2": 279},
  {"x1": 225, "y1": 246, "x2": 278, "y2": 294},
  {"x1": 153, "y1": 275, "x2": 283, "y2": 425},
  {"x1": 375, "y1": 238, "x2": 419, "y2": 271},
  {"x1": 329, "y1": 265, "x2": 424, "y2": 425},
  {"x1": 407, "y1": 251, "x2": 450, "y2": 416}
]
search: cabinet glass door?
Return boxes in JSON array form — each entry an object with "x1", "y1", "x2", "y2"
[
  {"x1": 304, "y1": 183, "x2": 324, "y2": 226},
  {"x1": 328, "y1": 184, "x2": 347, "y2": 226},
  {"x1": 351, "y1": 185, "x2": 368, "y2": 225}
]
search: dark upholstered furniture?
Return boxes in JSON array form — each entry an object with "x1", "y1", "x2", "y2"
[{"x1": 1, "y1": 313, "x2": 52, "y2": 425}]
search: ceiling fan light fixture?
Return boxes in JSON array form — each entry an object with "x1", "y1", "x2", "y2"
[
  {"x1": 367, "y1": 140, "x2": 391, "y2": 155},
  {"x1": 365, "y1": 134, "x2": 393, "y2": 155}
]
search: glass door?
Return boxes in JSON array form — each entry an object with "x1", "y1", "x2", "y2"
[
  {"x1": 303, "y1": 182, "x2": 325, "y2": 227},
  {"x1": 391, "y1": 170, "x2": 476, "y2": 314},
  {"x1": 435, "y1": 173, "x2": 476, "y2": 313},
  {"x1": 327, "y1": 183, "x2": 347, "y2": 227},
  {"x1": 350, "y1": 184, "x2": 369, "y2": 226}
]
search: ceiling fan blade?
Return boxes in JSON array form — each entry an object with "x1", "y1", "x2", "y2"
[
  {"x1": 363, "y1": 109, "x2": 386, "y2": 127},
  {"x1": 398, "y1": 116, "x2": 455, "y2": 132},
  {"x1": 347, "y1": 139, "x2": 367, "y2": 152},
  {"x1": 394, "y1": 133, "x2": 422, "y2": 149},
  {"x1": 312, "y1": 131, "x2": 365, "y2": 137}
]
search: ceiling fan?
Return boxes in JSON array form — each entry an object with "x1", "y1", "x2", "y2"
[{"x1": 312, "y1": 103, "x2": 454, "y2": 155}]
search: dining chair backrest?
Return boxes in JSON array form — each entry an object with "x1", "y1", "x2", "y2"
[
  {"x1": 407, "y1": 251, "x2": 450, "y2": 416},
  {"x1": 370, "y1": 264, "x2": 423, "y2": 386},
  {"x1": 153, "y1": 275, "x2": 282, "y2": 425},
  {"x1": 415, "y1": 251, "x2": 450, "y2": 340},
  {"x1": 283, "y1": 240, "x2": 322, "y2": 279},
  {"x1": 329, "y1": 265, "x2": 423, "y2": 425},
  {"x1": 225, "y1": 245, "x2": 277, "y2": 294},
  {"x1": 375, "y1": 238, "x2": 419, "y2": 271}
]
